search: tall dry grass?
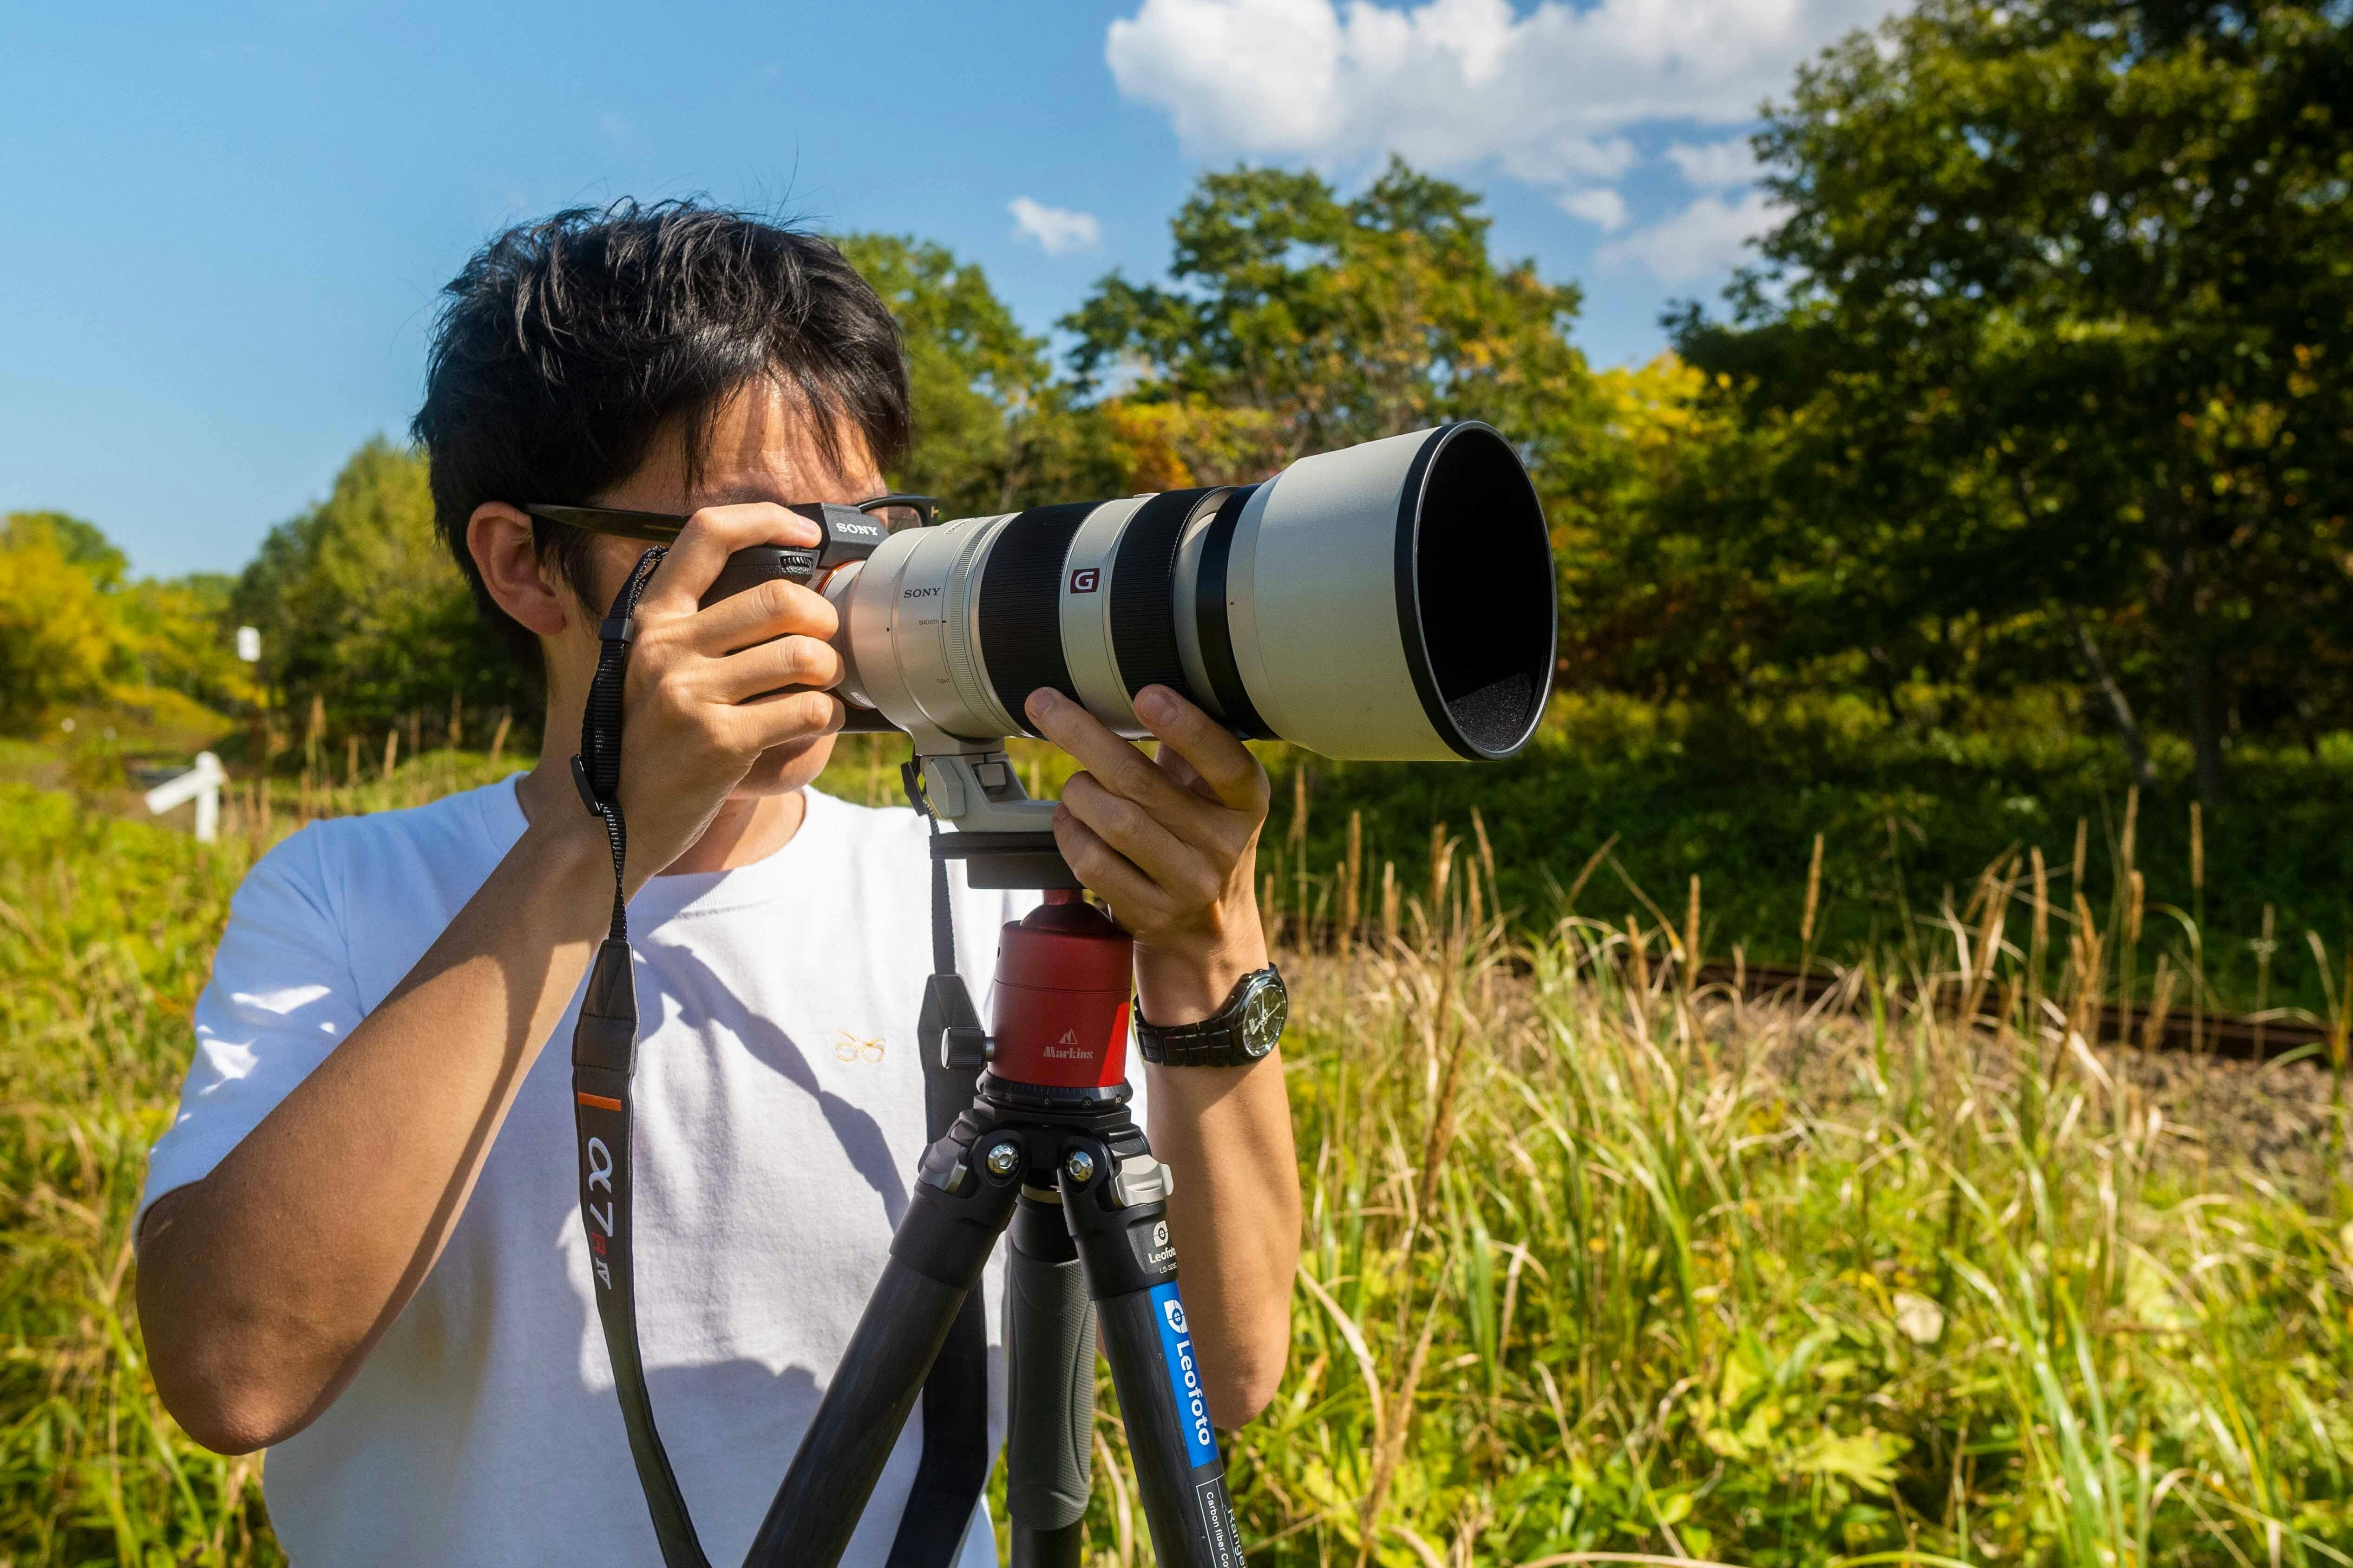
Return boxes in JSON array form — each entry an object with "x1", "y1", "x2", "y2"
[
  {"x1": 1159, "y1": 843, "x2": 2353, "y2": 1566},
  {"x1": 4, "y1": 775, "x2": 2350, "y2": 1566}
]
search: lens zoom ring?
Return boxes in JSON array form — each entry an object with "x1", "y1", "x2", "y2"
[
  {"x1": 1109, "y1": 488, "x2": 1215, "y2": 706},
  {"x1": 979, "y1": 503, "x2": 1096, "y2": 736}
]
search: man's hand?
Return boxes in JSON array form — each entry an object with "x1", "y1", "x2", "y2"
[
  {"x1": 1022, "y1": 685, "x2": 1272, "y2": 1022},
  {"x1": 613, "y1": 503, "x2": 848, "y2": 882}
]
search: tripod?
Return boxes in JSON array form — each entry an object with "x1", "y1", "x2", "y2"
[
  {"x1": 573, "y1": 849, "x2": 1244, "y2": 1568},
  {"x1": 745, "y1": 882, "x2": 1243, "y2": 1568}
]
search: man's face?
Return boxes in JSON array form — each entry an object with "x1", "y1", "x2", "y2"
[{"x1": 562, "y1": 381, "x2": 884, "y2": 803}]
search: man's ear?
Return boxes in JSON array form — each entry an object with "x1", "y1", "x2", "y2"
[{"x1": 467, "y1": 504, "x2": 571, "y2": 638}]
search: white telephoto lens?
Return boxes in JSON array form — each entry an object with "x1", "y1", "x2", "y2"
[{"x1": 835, "y1": 422, "x2": 1555, "y2": 762}]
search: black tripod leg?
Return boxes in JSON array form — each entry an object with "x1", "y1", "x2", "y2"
[
  {"x1": 1059, "y1": 1137, "x2": 1245, "y2": 1568},
  {"x1": 748, "y1": 1116, "x2": 1023, "y2": 1568},
  {"x1": 1005, "y1": 1191, "x2": 1096, "y2": 1568}
]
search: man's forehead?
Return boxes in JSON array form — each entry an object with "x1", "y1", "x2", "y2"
[{"x1": 690, "y1": 384, "x2": 879, "y2": 501}]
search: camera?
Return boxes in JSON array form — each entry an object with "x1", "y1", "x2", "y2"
[{"x1": 706, "y1": 420, "x2": 1557, "y2": 871}]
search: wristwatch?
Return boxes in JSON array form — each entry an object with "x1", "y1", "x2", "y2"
[{"x1": 1134, "y1": 966, "x2": 1289, "y2": 1067}]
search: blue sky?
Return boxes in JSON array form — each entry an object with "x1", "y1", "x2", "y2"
[{"x1": 2, "y1": 0, "x2": 1894, "y2": 579}]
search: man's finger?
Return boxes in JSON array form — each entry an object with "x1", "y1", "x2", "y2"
[
  {"x1": 1052, "y1": 810, "x2": 1167, "y2": 925},
  {"x1": 721, "y1": 687, "x2": 846, "y2": 753},
  {"x1": 1023, "y1": 689, "x2": 1197, "y2": 820},
  {"x1": 637, "y1": 503, "x2": 820, "y2": 618},
  {"x1": 1153, "y1": 742, "x2": 1225, "y2": 807},
  {"x1": 1130, "y1": 686, "x2": 1266, "y2": 815},
  {"x1": 704, "y1": 634, "x2": 844, "y2": 705},
  {"x1": 1059, "y1": 773, "x2": 1216, "y2": 907},
  {"x1": 686, "y1": 574, "x2": 838, "y2": 655}
]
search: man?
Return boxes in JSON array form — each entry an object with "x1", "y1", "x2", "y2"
[{"x1": 134, "y1": 200, "x2": 1300, "y2": 1566}]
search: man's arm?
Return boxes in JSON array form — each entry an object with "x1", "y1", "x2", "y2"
[
  {"x1": 138, "y1": 818, "x2": 613, "y2": 1453},
  {"x1": 1023, "y1": 685, "x2": 1301, "y2": 1430},
  {"x1": 137, "y1": 503, "x2": 847, "y2": 1454}
]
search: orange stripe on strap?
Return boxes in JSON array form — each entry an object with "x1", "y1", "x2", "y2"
[{"x1": 575, "y1": 1091, "x2": 623, "y2": 1111}]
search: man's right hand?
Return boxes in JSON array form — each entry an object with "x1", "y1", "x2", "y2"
[{"x1": 609, "y1": 503, "x2": 848, "y2": 883}]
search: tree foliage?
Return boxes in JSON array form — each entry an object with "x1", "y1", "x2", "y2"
[
  {"x1": 1672, "y1": 0, "x2": 2353, "y2": 801},
  {"x1": 231, "y1": 438, "x2": 532, "y2": 738},
  {"x1": 0, "y1": 515, "x2": 121, "y2": 733},
  {"x1": 0, "y1": 513, "x2": 255, "y2": 735},
  {"x1": 841, "y1": 233, "x2": 1121, "y2": 519},
  {"x1": 1063, "y1": 160, "x2": 1605, "y2": 489}
]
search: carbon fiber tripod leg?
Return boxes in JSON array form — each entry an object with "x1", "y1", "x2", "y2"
[
  {"x1": 747, "y1": 1114, "x2": 1022, "y2": 1568},
  {"x1": 1005, "y1": 1193, "x2": 1095, "y2": 1568},
  {"x1": 1058, "y1": 1131, "x2": 1243, "y2": 1568}
]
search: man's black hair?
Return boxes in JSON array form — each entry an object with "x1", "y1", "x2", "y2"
[{"x1": 412, "y1": 198, "x2": 911, "y2": 660}]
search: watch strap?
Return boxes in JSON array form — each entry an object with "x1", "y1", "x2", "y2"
[{"x1": 1135, "y1": 966, "x2": 1284, "y2": 1067}]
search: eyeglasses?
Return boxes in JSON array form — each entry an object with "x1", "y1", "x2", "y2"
[{"x1": 524, "y1": 493, "x2": 940, "y2": 543}]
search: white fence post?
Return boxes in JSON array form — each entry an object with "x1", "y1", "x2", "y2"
[{"x1": 144, "y1": 751, "x2": 228, "y2": 843}]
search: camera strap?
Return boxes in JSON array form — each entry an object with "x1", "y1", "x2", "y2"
[
  {"x1": 884, "y1": 759, "x2": 992, "y2": 1568},
  {"x1": 568, "y1": 553, "x2": 987, "y2": 1568},
  {"x1": 568, "y1": 547, "x2": 714, "y2": 1568}
]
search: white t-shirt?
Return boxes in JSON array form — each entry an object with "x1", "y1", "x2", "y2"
[{"x1": 139, "y1": 777, "x2": 1079, "y2": 1567}]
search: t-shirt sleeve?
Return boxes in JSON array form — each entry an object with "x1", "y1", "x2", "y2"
[{"x1": 138, "y1": 825, "x2": 361, "y2": 1233}]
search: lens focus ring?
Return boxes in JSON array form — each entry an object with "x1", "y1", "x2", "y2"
[{"x1": 977, "y1": 503, "x2": 1095, "y2": 736}]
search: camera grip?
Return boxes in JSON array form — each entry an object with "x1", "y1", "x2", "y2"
[
  {"x1": 700, "y1": 546, "x2": 820, "y2": 608},
  {"x1": 698, "y1": 547, "x2": 899, "y2": 733}
]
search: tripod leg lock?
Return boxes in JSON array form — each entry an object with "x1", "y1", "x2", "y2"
[
  {"x1": 892, "y1": 1122, "x2": 1023, "y2": 1292},
  {"x1": 1108, "y1": 1151, "x2": 1173, "y2": 1208}
]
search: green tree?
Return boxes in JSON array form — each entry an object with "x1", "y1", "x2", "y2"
[
  {"x1": 840, "y1": 233, "x2": 1121, "y2": 518},
  {"x1": 1677, "y1": 0, "x2": 2353, "y2": 802},
  {"x1": 5, "y1": 510, "x2": 128, "y2": 588},
  {"x1": 0, "y1": 513, "x2": 121, "y2": 732},
  {"x1": 1546, "y1": 359, "x2": 1815, "y2": 709},
  {"x1": 1063, "y1": 160, "x2": 1604, "y2": 486},
  {"x1": 115, "y1": 572, "x2": 256, "y2": 717},
  {"x1": 1058, "y1": 157, "x2": 1625, "y2": 663},
  {"x1": 234, "y1": 439, "x2": 531, "y2": 744}
]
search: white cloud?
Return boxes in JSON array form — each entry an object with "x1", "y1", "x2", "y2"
[
  {"x1": 1557, "y1": 187, "x2": 1628, "y2": 232},
  {"x1": 1599, "y1": 188, "x2": 1783, "y2": 284},
  {"x1": 1106, "y1": 0, "x2": 1895, "y2": 185},
  {"x1": 1008, "y1": 197, "x2": 1103, "y2": 255},
  {"x1": 1666, "y1": 138, "x2": 1757, "y2": 189}
]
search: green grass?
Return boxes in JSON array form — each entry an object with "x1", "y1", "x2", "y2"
[
  {"x1": 0, "y1": 787, "x2": 280, "y2": 1564},
  {"x1": 1186, "y1": 902, "x2": 2353, "y2": 1566},
  {"x1": 4, "y1": 741, "x2": 2351, "y2": 1566}
]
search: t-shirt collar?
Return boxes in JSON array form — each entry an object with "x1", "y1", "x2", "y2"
[{"x1": 475, "y1": 773, "x2": 842, "y2": 926}]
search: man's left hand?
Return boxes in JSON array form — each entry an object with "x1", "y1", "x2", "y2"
[{"x1": 1022, "y1": 684, "x2": 1271, "y2": 1019}]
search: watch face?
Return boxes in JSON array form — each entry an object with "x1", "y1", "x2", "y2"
[{"x1": 1239, "y1": 973, "x2": 1288, "y2": 1057}]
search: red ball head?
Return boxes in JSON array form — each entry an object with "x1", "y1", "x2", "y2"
[{"x1": 989, "y1": 890, "x2": 1134, "y2": 1089}]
